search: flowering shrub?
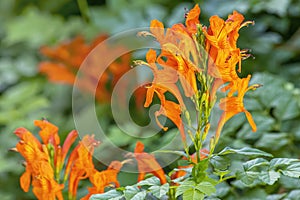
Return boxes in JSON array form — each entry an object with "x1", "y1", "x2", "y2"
[{"x1": 10, "y1": 3, "x2": 300, "y2": 200}]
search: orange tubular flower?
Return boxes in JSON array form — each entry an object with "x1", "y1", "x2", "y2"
[
  {"x1": 34, "y1": 119, "x2": 60, "y2": 147},
  {"x1": 39, "y1": 35, "x2": 133, "y2": 103},
  {"x1": 133, "y1": 141, "x2": 167, "y2": 184},
  {"x1": 81, "y1": 161, "x2": 124, "y2": 200},
  {"x1": 215, "y1": 76, "x2": 258, "y2": 142},
  {"x1": 139, "y1": 49, "x2": 186, "y2": 141},
  {"x1": 65, "y1": 135, "x2": 100, "y2": 200},
  {"x1": 14, "y1": 127, "x2": 64, "y2": 200},
  {"x1": 204, "y1": 11, "x2": 253, "y2": 86}
]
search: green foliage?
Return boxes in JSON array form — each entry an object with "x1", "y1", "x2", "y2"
[
  {"x1": 1, "y1": 0, "x2": 300, "y2": 199},
  {"x1": 90, "y1": 177, "x2": 169, "y2": 200}
]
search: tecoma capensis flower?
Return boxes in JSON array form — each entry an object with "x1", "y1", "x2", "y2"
[
  {"x1": 138, "y1": 3, "x2": 258, "y2": 154},
  {"x1": 14, "y1": 127, "x2": 64, "y2": 200},
  {"x1": 39, "y1": 35, "x2": 133, "y2": 103},
  {"x1": 215, "y1": 75, "x2": 259, "y2": 144},
  {"x1": 81, "y1": 161, "x2": 125, "y2": 200},
  {"x1": 65, "y1": 135, "x2": 100, "y2": 200},
  {"x1": 132, "y1": 141, "x2": 167, "y2": 184}
]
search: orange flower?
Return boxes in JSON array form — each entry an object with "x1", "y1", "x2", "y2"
[
  {"x1": 185, "y1": 4, "x2": 201, "y2": 35},
  {"x1": 215, "y1": 76, "x2": 258, "y2": 142},
  {"x1": 30, "y1": 161, "x2": 64, "y2": 200},
  {"x1": 39, "y1": 35, "x2": 133, "y2": 103},
  {"x1": 81, "y1": 161, "x2": 124, "y2": 200},
  {"x1": 34, "y1": 119, "x2": 60, "y2": 146},
  {"x1": 133, "y1": 141, "x2": 167, "y2": 184},
  {"x1": 56, "y1": 130, "x2": 78, "y2": 175},
  {"x1": 14, "y1": 127, "x2": 64, "y2": 200},
  {"x1": 205, "y1": 11, "x2": 253, "y2": 87},
  {"x1": 145, "y1": 5, "x2": 202, "y2": 98},
  {"x1": 139, "y1": 49, "x2": 186, "y2": 140},
  {"x1": 65, "y1": 135, "x2": 100, "y2": 200}
]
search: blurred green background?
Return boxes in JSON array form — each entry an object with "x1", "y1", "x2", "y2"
[{"x1": 0, "y1": 0, "x2": 300, "y2": 199}]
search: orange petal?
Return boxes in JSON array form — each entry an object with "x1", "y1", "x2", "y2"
[
  {"x1": 34, "y1": 119, "x2": 60, "y2": 146},
  {"x1": 39, "y1": 62, "x2": 75, "y2": 85},
  {"x1": 134, "y1": 141, "x2": 145, "y2": 153},
  {"x1": 185, "y1": 4, "x2": 201, "y2": 34},
  {"x1": 245, "y1": 110, "x2": 257, "y2": 132},
  {"x1": 20, "y1": 169, "x2": 31, "y2": 192}
]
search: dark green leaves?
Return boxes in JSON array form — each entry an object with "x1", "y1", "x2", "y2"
[
  {"x1": 91, "y1": 177, "x2": 169, "y2": 200},
  {"x1": 217, "y1": 147, "x2": 273, "y2": 158},
  {"x1": 236, "y1": 158, "x2": 300, "y2": 187},
  {"x1": 175, "y1": 180, "x2": 216, "y2": 200}
]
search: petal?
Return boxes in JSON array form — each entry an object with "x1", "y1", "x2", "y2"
[
  {"x1": 245, "y1": 110, "x2": 257, "y2": 132},
  {"x1": 150, "y1": 19, "x2": 165, "y2": 41},
  {"x1": 20, "y1": 169, "x2": 31, "y2": 192},
  {"x1": 145, "y1": 49, "x2": 157, "y2": 65},
  {"x1": 39, "y1": 62, "x2": 76, "y2": 85},
  {"x1": 134, "y1": 141, "x2": 145, "y2": 153},
  {"x1": 34, "y1": 119, "x2": 60, "y2": 146},
  {"x1": 185, "y1": 4, "x2": 201, "y2": 34}
]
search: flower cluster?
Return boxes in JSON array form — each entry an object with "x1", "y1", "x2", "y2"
[
  {"x1": 12, "y1": 120, "x2": 166, "y2": 199},
  {"x1": 136, "y1": 4, "x2": 259, "y2": 157},
  {"x1": 39, "y1": 35, "x2": 132, "y2": 103}
]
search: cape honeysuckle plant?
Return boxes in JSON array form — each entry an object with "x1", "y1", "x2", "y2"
[
  {"x1": 11, "y1": 3, "x2": 300, "y2": 200},
  {"x1": 12, "y1": 119, "x2": 168, "y2": 199},
  {"x1": 90, "y1": 4, "x2": 300, "y2": 200}
]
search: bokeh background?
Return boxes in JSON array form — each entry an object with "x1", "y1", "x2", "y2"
[{"x1": 0, "y1": 0, "x2": 300, "y2": 199}]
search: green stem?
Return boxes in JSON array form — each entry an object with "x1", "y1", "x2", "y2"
[{"x1": 77, "y1": 0, "x2": 90, "y2": 22}]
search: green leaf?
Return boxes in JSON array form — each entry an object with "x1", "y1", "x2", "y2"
[
  {"x1": 270, "y1": 158, "x2": 300, "y2": 178},
  {"x1": 136, "y1": 176, "x2": 161, "y2": 187},
  {"x1": 242, "y1": 158, "x2": 270, "y2": 171},
  {"x1": 183, "y1": 188, "x2": 204, "y2": 200},
  {"x1": 210, "y1": 155, "x2": 231, "y2": 171},
  {"x1": 148, "y1": 183, "x2": 169, "y2": 199},
  {"x1": 259, "y1": 171, "x2": 281, "y2": 185},
  {"x1": 130, "y1": 190, "x2": 147, "y2": 200},
  {"x1": 90, "y1": 189, "x2": 123, "y2": 200},
  {"x1": 124, "y1": 185, "x2": 140, "y2": 200},
  {"x1": 243, "y1": 188, "x2": 268, "y2": 200},
  {"x1": 175, "y1": 180, "x2": 195, "y2": 197},
  {"x1": 255, "y1": 133, "x2": 290, "y2": 151},
  {"x1": 236, "y1": 171, "x2": 262, "y2": 186},
  {"x1": 266, "y1": 193, "x2": 286, "y2": 200},
  {"x1": 286, "y1": 190, "x2": 300, "y2": 200},
  {"x1": 195, "y1": 181, "x2": 216, "y2": 196},
  {"x1": 218, "y1": 147, "x2": 273, "y2": 157},
  {"x1": 281, "y1": 163, "x2": 300, "y2": 178}
]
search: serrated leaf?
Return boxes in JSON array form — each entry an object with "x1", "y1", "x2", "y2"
[
  {"x1": 130, "y1": 190, "x2": 147, "y2": 200},
  {"x1": 183, "y1": 188, "x2": 204, "y2": 200},
  {"x1": 195, "y1": 181, "x2": 216, "y2": 196},
  {"x1": 236, "y1": 171, "x2": 262, "y2": 186},
  {"x1": 218, "y1": 147, "x2": 273, "y2": 157},
  {"x1": 137, "y1": 176, "x2": 161, "y2": 187},
  {"x1": 90, "y1": 189, "x2": 123, "y2": 200},
  {"x1": 243, "y1": 158, "x2": 270, "y2": 171},
  {"x1": 259, "y1": 171, "x2": 280, "y2": 185},
  {"x1": 210, "y1": 155, "x2": 231, "y2": 171},
  {"x1": 281, "y1": 162, "x2": 300, "y2": 178},
  {"x1": 148, "y1": 183, "x2": 169, "y2": 198},
  {"x1": 270, "y1": 158, "x2": 300, "y2": 177},
  {"x1": 124, "y1": 185, "x2": 140, "y2": 200},
  {"x1": 175, "y1": 180, "x2": 195, "y2": 197}
]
